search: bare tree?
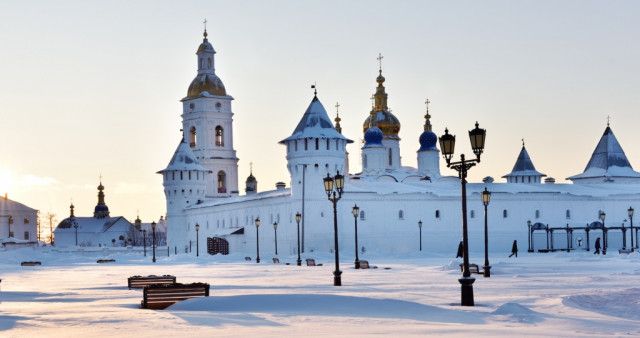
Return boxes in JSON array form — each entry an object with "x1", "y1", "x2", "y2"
[{"x1": 44, "y1": 211, "x2": 57, "y2": 245}]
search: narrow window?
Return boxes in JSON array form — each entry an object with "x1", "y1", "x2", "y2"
[
  {"x1": 207, "y1": 58, "x2": 212, "y2": 68},
  {"x1": 336, "y1": 139, "x2": 339, "y2": 150},
  {"x1": 24, "y1": 218, "x2": 29, "y2": 224},
  {"x1": 190, "y1": 126, "x2": 197, "y2": 148},
  {"x1": 188, "y1": 171, "x2": 191, "y2": 180},
  {"x1": 217, "y1": 171, "x2": 226, "y2": 193},
  {"x1": 470, "y1": 210, "x2": 475, "y2": 218},
  {"x1": 566, "y1": 209, "x2": 571, "y2": 219},
  {"x1": 180, "y1": 171, "x2": 183, "y2": 180},
  {"x1": 435, "y1": 210, "x2": 440, "y2": 218},
  {"x1": 326, "y1": 139, "x2": 330, "y2": 150},
  {"x1": 199, "y1": 58, "x2": 203, "y2": 69},
  {"x1": 398, "y1": 210, "x2": 404, "y2": 220},
  {"x1": 24, "y1": 231, "x2": 29, "y2": 240},
  {"x1": 215, "y1": 126, "x2": 224, "y2": 146},
  {"x1": 389, "y1": 149, "x2": 393, "y2": 166},
  {"x1": 315, "y1": 138, "x2": 319, "y2": 150},
  {"x1": 360, "y1": 210, "x2": 366, "y2": 220},
  {"x1": 363, "y1": 155, "x2": 368, "y2": 169},
  {"x1": 503, "y1": 209, "x2": 508, "y2": 218},
  {"x1": 535, "y1": 210, "x2": 540, "y2": 219},
  {"x1": 305, "y1": 139, "x2": 308, "y2": 150}
]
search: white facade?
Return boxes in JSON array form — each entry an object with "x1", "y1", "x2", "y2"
[
  {"x1": 0, "y1": 194, "x2": 39, "y2": 243},
  {"x1": 161, "y1": 31, "x2": 640, "y2": 256}
]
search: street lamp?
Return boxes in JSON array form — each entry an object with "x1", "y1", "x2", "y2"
[
  {"x1": 73, "y1": 219, "x2": 79, "y2": 246},
  {"x1": 195, "y1": 223, "x2": 200, "y2": 257},
  {"x1": 151, "y1": 221, "x2": 157, "y2": 263},
  {"x1": 527, "y1": 220, "x2": 532, "y2": 252},
  {"x1": 295, "y1": 212, "x2": 302, "y2": 266},
  {"x1": 418, "y1": 220, "x2": 423, "y2": 251},
  {"x1": 352, "y1": 204, "x2": 360, "y2": 269},
  {"x1": 142, "y1": 229, "x2": 147, "y2": 256},
  {"x1": 323, "y1": 171, "x2": 345, "y2": 286},
  {"x1": 255, "y1": 218, "x2": 260, "y2": 263},
  {"x1": 629, "y1": 207, "x2": 634, "y2": 251},
  {"x1": 481, "y1": 187, "x2": 491, "y2": 278},
  {"x1": 600, "y1": 212, "x2": 606, "y2": 255},
  {"x1": 273, "y1": 222, "x2": 278, "y2": 255},
  {"x1": 439, "y1": 121, "x2": 486, "y2": 306}
]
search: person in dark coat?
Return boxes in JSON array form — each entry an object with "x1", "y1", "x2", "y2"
[
  {"x1": 456, "y1": 241, "x2": 464, "y2": 258},
  {"x1": 509, "y1": 240, "x2": 518, "y2": 258},
  {"x1": 594, "y1": 237, "x2": 601, "y2": 254}
]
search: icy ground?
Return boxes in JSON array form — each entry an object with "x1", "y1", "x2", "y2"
[{"x1": 1, "y1": 248, "x2": 640, "y2": 337}]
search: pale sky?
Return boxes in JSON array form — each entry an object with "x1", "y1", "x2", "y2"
[{"x1": 1, "y1": 1, "x2": 639, "y2": 226}]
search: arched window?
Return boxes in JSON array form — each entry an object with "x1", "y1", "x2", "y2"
[
  {"x1": 315, "y1": 138, "x2": 319, "y2": 150},
  {"x1": 435, "y1": 210, "x2": 440, "y2": 218},
  {"x1": 503, "y1": 209, "x2": 508, "y2": 218},
  {"x1": 535, "y1": 210, "x2": 540, "y2": 219},
  {"x1": 217, "y1": 171, "x2": 226, "y2": 193},
  {"x1": 305, "y1": 139, "x2": 308, "y2": 150},
  {"x1": 360, "y1": 210, "x2": 366, "y2": 220},
  {"x1": 215, "y1": 126, "x2": 224, "y2": 146},
  {"x1": 207, "y1": 58, "x2": 212, "y2": 68},
  {"x1": 363, "y1": 155, "x2": 368, "y2": 169},
  {"x1": 326, "y1": 139, "x2": 330, "y2": 150},
  {"x1": 470, "y1": 210, "x2": 475, "y2": 218},
  {"x1": 199, "y1": 58, "x2": 203, "y2": 69},
  {"x1": 566, "y1": 209, "x2": 571, "y2": 219},
  {"x1": 190, "y1": 126, "x2": 197, "y2": 148},
  {"x1": 295, "y1": 140, "x2": 298, "y2": 151},
  {"x1": 398, "y1": 210, "x2": 404, "y2": 220},
  {"x1": 389, "y1": 149, "x2": 393, "y2": 166}
]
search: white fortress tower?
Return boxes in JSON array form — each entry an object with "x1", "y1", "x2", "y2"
[{"x1": 180, "y1": 29, "x2": 239, "y2": 198}]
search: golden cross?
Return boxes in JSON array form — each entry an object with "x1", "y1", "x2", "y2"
[
  {"x1": 425, "y1": 99, "x2": 430, "y2": 114},
  {"x1": 335, "y1": 102, "x2": 340, "y2": 114},
  {"x1": 250, "y1": 162, "x2": 253, "y2": 174},
  {"x1": 203, "y1": 19, "x2": 208, "y2": 30},
  {"x1": 377, "y1": 53, "x2": 384, "y2": 71},
  {"x1": 607, "y1": 115, "x2": 610, "y2": 126}
]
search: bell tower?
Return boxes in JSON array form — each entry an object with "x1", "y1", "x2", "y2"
[{"x1": 180, "y1": 26, "x2": 239, "y2": 197}]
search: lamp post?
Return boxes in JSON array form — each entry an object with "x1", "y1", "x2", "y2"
[
  {"x1": 142, "y1": 229, "x2": 147, "y2": 256},
  {"x1": 295, "y1": 212, "x2": 302, "y2": 266},
  {"x1": 481, "y1": 187, "x2": 491, "y2": 278},
  {"x1": 195, "y1": 223, "x2": 200, "y2": 257},
  {"x1": 352, "y1": 204, "x2": 360, "y2": 269},
  {"x1": 527, "y1": 220, "x2": 533, "y2": 252},
  {"x1": 629, "y1": 207, "x2": 634, "y2": 251},
  {"x1": 151, "y1": 221, "x2": 157, "y2": 263},
  {"x1": 600, "y1": 212, "x2": 606, "y2": 255},
  {"x1": 439, "y1": 121, "x2": 487, "y2": 306},
  {"x1": 73, "y1": 219, "x2": 79, "y2": 246},
  {"x1": 323, "y1": 171, "x2": 345, "y2": 286},
  {"x1": 418, "y1": 220, "x2": 423, "y2": 251},
  {"x1": 255, "y1": 218, "x2": 260, "y2": 263},
  {"x1": 273, "y1": 222, "x2": 278, "y2": 255}
]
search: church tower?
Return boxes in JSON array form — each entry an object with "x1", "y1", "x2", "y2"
[
  {"x1": 93, "y1": 180, "x2": 110, "y2": 219},
  {"x1": 180, "y1": 28, "x2": 239, "y2": 198},
  {"x1": 416, "y1": 100, "x2": 441, "y2": 180},
  {"x1": 362, "y1": 55, "x2": 402, "y2": 170}
]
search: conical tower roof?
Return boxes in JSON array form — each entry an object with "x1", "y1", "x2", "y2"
[
  {"x1": 567, "y1": 125, "x2": 640, "y2": 182},
  {"x1": 157, "y1": 139, "x2": 209, "y2": 173},
  {"x1": 280, "y1": 95, "x2": 353, "y2": 144},
  {"x1": 502, "y1": 145, "x2": 546, "y2": 178}
]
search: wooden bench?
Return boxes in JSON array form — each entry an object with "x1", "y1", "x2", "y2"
[
  {"x1": 306, "y1": 258, "x2": 323, "y2": 266},
  {"x1": 141, "y1": 283, "x2": 210, "y2": 310},
  {"x1": 21, "y1": 261, "x2": 41, "y2": 266},
  {"x1": 245, "y1": 256, "x2": 252, "y2": 261},
  {"x1": 97, "y1": 259, "x2": 115, "y2": 263},
  {"x1": 619, "y1": 249, "x2": 633, "y2": 254},
  {"x1": 272, "y1": 257, "x2": 280, "y2": 263},
  {"x1": 459, "y1": 263, "x2": 482, "y2": 274},
  {"x1": 128, "y1": 275, "x2": 176, "y2": 289},
  {"x1": 359, "y1": 260, "x2": 377, "y2": 269}
]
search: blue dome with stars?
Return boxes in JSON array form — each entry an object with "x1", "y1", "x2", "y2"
[
  {"x1": 419, "y1": 130, "x2": 438, "y2": 151},
  {"x1": 364, "y1": 126, "x2": 383, "y2": 147}
]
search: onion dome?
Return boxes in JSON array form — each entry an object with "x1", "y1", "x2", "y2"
[
  {"x1": 94, "y1": 180, "x2": 110, "y2": 219},
  {"x1": 185, "y1": 29, "x2": 227, "y2": 98},
  {"x1": 364, "y1": 126, "x2": 383, "y2": 147},
  {"x1": 418, "y1": 105, "x2": 438, "y2": 151},
  {"x1": 362, "y1": 69, "x2": 401, "y2": 138}
]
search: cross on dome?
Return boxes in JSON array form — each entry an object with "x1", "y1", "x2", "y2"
[{"x1": 377, "y1": 53, "x2": 384, "y2": 73}]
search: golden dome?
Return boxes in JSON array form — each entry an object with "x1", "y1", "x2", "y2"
[
  {"x1": 363, "y1": 70, "x2": 400, "y2": 138},
  {"x1": 186, "y1": 73, "x2": 226, "y2": 98}
]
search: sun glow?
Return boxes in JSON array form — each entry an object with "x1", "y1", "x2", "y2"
[{"x1": 0, "y1": 169, "x2": 15, "y2": 195}]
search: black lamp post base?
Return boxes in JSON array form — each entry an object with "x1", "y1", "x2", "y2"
[
  {"x1": 256, "y1": 258, "x2": 260, "y2": 263},
  {"x1": 297, "y1": 259, "x2": 302, "y2": 266},
  {"x1": 483, "y1": 265, "x2": 491, "y2": 278},
  {"x1": 333, "y1": 270, "x2": 342, "y2": 286},
  {"x1": 459, "y1": 277, "x2": 475, "y2": 306},
  {"x1": 527, "y1": 249, "x2": 534, "y2": 253},
  {"x1": 354, "y1": 260, "x2": 360, "y2": 269}
]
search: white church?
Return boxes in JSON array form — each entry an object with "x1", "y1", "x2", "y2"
[{"x1": 159, "y1": 29, "x2": 640, "y2": 257}]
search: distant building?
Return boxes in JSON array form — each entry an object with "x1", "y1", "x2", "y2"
[
  {"x1": 159, "y1": 30, "x2": 640, "y2": 255},
  {"x1": 0, "y1": 193, "x2": 39, "y2": 246}
]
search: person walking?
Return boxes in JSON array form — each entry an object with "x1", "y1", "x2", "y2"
[
  {"x1": 456, "y1": 241, "x2": 464, "y2": 258},
  {"x1": 509, "y1": 240, "x2": 518, "y2": 258},
  {"x1": 594, "y1": 237, "x2": 601, "y2": 255}
]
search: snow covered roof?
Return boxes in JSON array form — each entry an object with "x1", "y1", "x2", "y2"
[
  {"x1": 502, "y1": 146, "x2": 546, "y2": 178},
  {"x1": 55, "y1": 216, "x2": 134, "y2": 234},
  {"x1": 567, "y1": 126, "x2": 640, "y2": 181},
  {"x1": 158, "y1": 139, "x2": 209, "y2": 173},
  {"x1": 0, "y1": 197, "x2": 38, "y2": 213},
  {"x1": 280, "y1": 96, "x2": 353, "y2": 144}
]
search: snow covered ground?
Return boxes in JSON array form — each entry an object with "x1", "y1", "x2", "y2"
[{"x1": 1, "y1": 247, "x2": 639, "y2": 337}]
